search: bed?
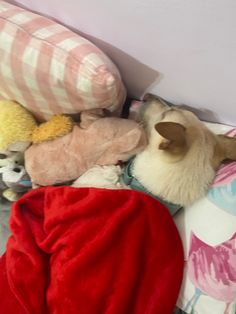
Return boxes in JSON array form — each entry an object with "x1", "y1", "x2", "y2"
[{"x1": 0, "y1": 1, "x2": 236, "y2": 313}]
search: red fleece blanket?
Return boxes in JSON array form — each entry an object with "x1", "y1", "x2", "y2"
[{"x1": 0, "y1": 187, "x2": 184, "y2": 314}]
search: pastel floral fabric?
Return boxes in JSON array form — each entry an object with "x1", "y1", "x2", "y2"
[{"x1": 175, "y1": 126, "x2": 236, "y2": 314}]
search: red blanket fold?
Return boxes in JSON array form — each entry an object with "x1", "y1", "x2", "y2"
[{"x1": 0, "y1": 187, "x2": 184, "y2": 314}]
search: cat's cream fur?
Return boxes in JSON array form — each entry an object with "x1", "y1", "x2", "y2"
[{"x1": 132, "y1": 94, "x2": 236, "y2": 207}]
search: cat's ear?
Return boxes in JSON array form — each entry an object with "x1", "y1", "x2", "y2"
[
  {"x1": 216, "y1": 134, "x2": 236, "y2": 161},
  {"x1": 155, "y1": 122, "x2": 187, "y2": 154}
]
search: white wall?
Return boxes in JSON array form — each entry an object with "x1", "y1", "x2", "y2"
[{"x1": 6, "y1": 0, "x2": 236, "y2": 125}]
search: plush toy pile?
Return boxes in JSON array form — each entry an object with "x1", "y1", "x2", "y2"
[{"x1": 0, "y1": 100, "x2": 147, "y2": 201}]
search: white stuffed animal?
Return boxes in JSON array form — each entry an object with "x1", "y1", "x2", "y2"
[
  {"x1": 0, "y1": 152, "x2": 31, "y2": 202},
  {"x1": 72, "y1": 165, "x2": 126, "y2": 190}
]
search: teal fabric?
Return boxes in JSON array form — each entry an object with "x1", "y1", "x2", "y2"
[
  {"x1": 122, "y1": 159, "x2": 182, "y2": 216},
  {"x1": 207, "y1": 179, "x2": 236, "y2": 216}
]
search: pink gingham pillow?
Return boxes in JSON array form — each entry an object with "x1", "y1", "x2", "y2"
[{"x1": 0, "y1": 1, "x2": 126, "y2": 120}]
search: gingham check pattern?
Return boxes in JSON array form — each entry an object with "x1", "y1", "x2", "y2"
[{"x1": 0, "y1": 1, "x2": 126, "y2": 120}]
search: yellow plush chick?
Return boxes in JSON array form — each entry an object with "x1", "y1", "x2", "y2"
[
  {"x1": 32, "y1": 115, "x2": 74, "y2": 144},
  {"x1": 0, "y1": 100, "x2": 37, "y2": 152}
]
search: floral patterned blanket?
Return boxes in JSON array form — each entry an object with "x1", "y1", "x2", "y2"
[{"x1": 175, "y1": 127, "x2": 236, "y2": 314}]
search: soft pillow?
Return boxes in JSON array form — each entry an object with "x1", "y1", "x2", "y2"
[
  {"x1": 0, "y1": 1, "x2": 126, "y2": 120},
  {"x1": 175, "y1": 125, "x2": 236, "y2": 314}
]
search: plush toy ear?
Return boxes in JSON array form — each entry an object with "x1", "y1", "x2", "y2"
[
  {"x1": 32, "y1": 115, "x2": 73, "y2": 144},
  {"x1": 217, "y1": 134, "x2": 236, "y2": 161},
  {"x1": 118, "y1": 127, "x2": 147, "y2": 153},
  {"x1": 155, "y1": 122, "x2": 187, "y2": 153},
  {"x1": 80, "y1": 109, "x2": 106, "y2": 129}
]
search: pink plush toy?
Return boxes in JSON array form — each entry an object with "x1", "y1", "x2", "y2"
[{"x1": 25, "y1": 110, "x2": 147, "y2": 186}]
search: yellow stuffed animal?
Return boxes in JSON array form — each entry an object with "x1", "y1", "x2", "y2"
[
  {"x1": 0, "y1": 100, "x2": 36, "y2": 153},
  {"x1": 0, "y1": 100, "x2": 74, "y2": 153},
  {"x1": 32, "y1": 115, "x2": 74, "y2": 144},
  {"x1": 0, "y1": 100, "x2": 74, "y2": 201}
]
